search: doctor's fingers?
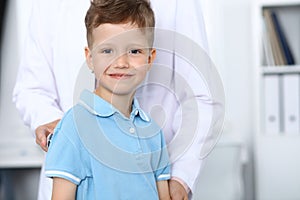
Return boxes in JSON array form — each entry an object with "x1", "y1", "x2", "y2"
[
  {"x1": 35, "y1": 119, "x2": 60, "y2": 152},
  {"x1": 169, "y1": 180, "x2": 188, "y2": 200},
  {"x1": 35, "y1": 125, "x2": 50, "y2": 152}
]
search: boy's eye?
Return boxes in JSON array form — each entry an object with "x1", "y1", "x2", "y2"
[
  {"x1": 129, "y1": 49, "x2": 142, "y2": 54},
  {"x1": 102, "y1": 49, "x2": 113, "y2": 54}
]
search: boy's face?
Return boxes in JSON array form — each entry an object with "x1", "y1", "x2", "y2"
[{"x1": 85, "y1": 22, "x2": 156, "y2": 98}]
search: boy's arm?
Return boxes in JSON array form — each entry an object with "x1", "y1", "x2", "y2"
[
  {"x1": 52, "y1": 177, "x2": 77, "y2": 200},
  {"x1": 156, "y1": 180, "x2": 171, "y2": 200}
]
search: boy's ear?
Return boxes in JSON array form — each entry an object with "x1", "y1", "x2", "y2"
[
  {"x1": 147, "y1": 48, "x2": 156, "y2": 70},
  {"x1": 85, "y1": 47, "x2": 94, "y2": 71}
]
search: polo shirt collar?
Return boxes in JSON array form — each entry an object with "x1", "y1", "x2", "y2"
[
  {"x1": 78, "y1": 90, "x2": 150, "y2": 122},
  {"x1": 131, "y1": 98, "x2": 150, "y2": 122}
]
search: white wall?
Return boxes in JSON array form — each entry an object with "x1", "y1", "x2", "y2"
[
  {"x1": 0, "y1": 0, "x2": 43, "y2": 168},
  {"x1": 0, "y1": 0, "x2": 34, "y2": 140},
  {"x1": 200, "y1": 0, "x2": 255, "y2": 199},
  {"x1": 0, "y1": 1, "x2": 40, "y2": 199}
]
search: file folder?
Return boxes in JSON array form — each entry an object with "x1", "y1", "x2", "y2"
[
  {"x1": 264, "y1": 75, "x2": 280, "y2": 134},
  {"x1": 282, "y1": 74, "x2": 300, "y2": 134}
]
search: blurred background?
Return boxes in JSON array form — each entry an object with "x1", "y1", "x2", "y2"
[{"x1": 1, "y1": 0, "x2": 299, "y2": 200}]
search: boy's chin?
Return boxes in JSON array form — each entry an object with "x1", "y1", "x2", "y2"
[{"x1": 111, "y1": 88, "x2": 136, "y2": 97}]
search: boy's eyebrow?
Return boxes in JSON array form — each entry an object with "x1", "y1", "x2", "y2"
[
  {"x1": 94, "y1": 41, "x2": 150, "y2": 49},
  {"x1": 92, "y1": 42, "x2": 116, "y2": 51},
  {"x1": 94, "y1": 42, "x2": 115, "y2": 47},
  {"x1": 126, "y1": 42, "x2": 149, "y2": 47}
]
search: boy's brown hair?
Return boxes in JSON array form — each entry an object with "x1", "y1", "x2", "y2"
[{"x1": 85, "y1": 0, "x2": 155, "y2": 48}]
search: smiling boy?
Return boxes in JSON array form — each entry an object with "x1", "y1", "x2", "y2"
[{"x1": 45, "y1": 0, "x2": 171, "y2": 199}]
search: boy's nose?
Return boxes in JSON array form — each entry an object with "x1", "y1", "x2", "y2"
[{"x1": 113, "y1": 53, "x2": 129, "y2": 68}]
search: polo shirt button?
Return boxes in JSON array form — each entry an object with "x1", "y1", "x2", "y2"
[
  {"x1": 134, "y1": 110, "x2": 138, "y2": 115},
  {"x1": 129, "y1": 127, "x2": 135, "y2": 134}
]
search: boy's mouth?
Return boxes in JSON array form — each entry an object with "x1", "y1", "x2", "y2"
[{"x1": 108, "y1": 73, "x2": 133, "y2": 79}]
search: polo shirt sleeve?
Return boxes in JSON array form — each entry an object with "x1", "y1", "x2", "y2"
[
  {"x1": 45, "y1": 118, "x2": 87, "y2": 185},
  {"x1": 154, "y1": 131, "x2": 171, "y2": 182}
]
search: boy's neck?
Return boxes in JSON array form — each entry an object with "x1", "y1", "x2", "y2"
[{"x1": 94, "y1": 89, "x2": 134, "y2": 118}]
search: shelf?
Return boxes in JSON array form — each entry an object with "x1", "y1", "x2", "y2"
[
  {"x1": 0, "y1": 139, "x2": 44, "y2": 168},
  {"x1": 254, "y1": 1, "x2": 300, "y2": 199},
  {"x1": 259, "y1": 0, "x2": 300, "y2": 7},
  {"x1": 261, "y1": 65, "x2": 300, "y2": 74},
  {"x1": 257, "y1": 132, "x2": 300, "y2": 138}
]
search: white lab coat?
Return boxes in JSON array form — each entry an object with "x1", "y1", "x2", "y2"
[{"x1": 13, "y1": 0, "x2": 214, "y2": 199}]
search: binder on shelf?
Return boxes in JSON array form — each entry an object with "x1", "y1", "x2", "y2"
[
  {"x1": 263, "y1": 9, "x2": 286, "y2": 66},
  {"x1": 282, "y1": 74, "x2": 300, "y2": 134},
  {"x1": 262, "y1": 19, "x2": 275, "y2": 66},
  {"x1": 270, "y1": 11, "x2": 295, "y2": 65},
  {"x1": 263, "y1": 75, "x2": 280, "y2": 134}
]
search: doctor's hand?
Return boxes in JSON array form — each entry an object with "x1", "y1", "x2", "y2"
[
  {"x1": 169, "y1": 179, "x2": 188, "y2": 200},
  {"x1": 35, "y1": 119, "x2": 60, "y2": 152}
]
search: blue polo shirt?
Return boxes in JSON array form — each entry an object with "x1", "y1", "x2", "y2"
[{"x1": 45, "y1": 90, "x2": 170, "y2": 200}]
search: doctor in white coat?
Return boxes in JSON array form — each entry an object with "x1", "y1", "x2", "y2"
[{"x1": 13, "y1": 0, "x2": 214, "y2": 199}]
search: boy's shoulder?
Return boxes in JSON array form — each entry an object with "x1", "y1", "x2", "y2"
[
  {"x1": 55, "y1": 103, "x2": 92, "y2": 131},
  {"x1": 52, "y1": 103, "x2": 95, "y2": 147}
]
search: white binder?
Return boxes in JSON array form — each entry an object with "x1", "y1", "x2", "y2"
[
  {"x1": 264, "y1": 75, "x2": 280, "y2": 134},
  {"x1": 282, "y1": 74, "x2": 300, "y2": 134}
]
